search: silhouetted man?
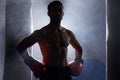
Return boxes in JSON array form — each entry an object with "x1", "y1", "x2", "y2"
[{"x1": 17, "y1": 1, "x2": 83, "y2": 80}]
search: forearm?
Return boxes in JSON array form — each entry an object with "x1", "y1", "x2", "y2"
[
  {"x1": 18, "y1": 49, "x2": 29, "y2": 60},
  {"x1": 16, "y1": 40, "x2": 31, "y2": 60},
  {"x1": 75, "y1": 48, "x2": 82, "y2": 57},
  {"x1": 17, "y1": 47, "x2": 45, "y2": 77},
  {"x1": 75, "y1": 55, "x2": 83, "y2": 64},
  {"x1": 17, "y1": 49, "x2": 38, "y2": 70},
  {"x1": 74, "y1": 49, "x2": 83, "y2": 64}
]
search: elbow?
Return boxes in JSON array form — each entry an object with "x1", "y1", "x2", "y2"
[
  {"x1": 76, "y1": 46, "x2": 83, "y2": 55},
  {"x1": 79, "y1": 46, "x2": 82, "y2": 53},
  {"x1": 16, "y1": 43, "x2": 22, "y2": 52},
  {"x1": 16, "y1": 43, "x2": 26, "y2": 53}
]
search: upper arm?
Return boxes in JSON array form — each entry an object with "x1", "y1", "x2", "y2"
[
  {"x1": 16, "y1": 30, "x2": 41, "y2": 52},
  {"x1": 67, "y1": 30, "x2": 82, "y2": 54}
]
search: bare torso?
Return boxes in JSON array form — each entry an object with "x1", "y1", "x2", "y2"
[{"x1": 37, "y1": 25, "x2": 70, "y2": 67}]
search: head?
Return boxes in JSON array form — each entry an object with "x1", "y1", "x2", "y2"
[{"x1": 47, "y1": 1, "x2": 64, "y2": 22}]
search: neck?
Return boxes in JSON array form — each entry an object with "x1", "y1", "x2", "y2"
[{"x1": 49, "y1": 20, "x2": 61, "y2": 30}]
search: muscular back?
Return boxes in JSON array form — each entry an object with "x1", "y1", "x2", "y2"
[{"x1": 37, "y1": 26, "x2": 71, "y2": 67}]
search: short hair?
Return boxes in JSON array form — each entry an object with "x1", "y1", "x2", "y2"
[{"x1": 48, "y1": 1, "x2": 63, "y2": 11}]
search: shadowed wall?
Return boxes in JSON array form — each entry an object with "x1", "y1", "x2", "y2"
[
  {"x1": 107, "y1": 0, "x2": 120, "y2": 80},
  {"x1": 0, "y1": 0, "x2": 6, "y2": 80},
  {"x1": 3, "y1": 0, "x2": 32, "y2": 80}
]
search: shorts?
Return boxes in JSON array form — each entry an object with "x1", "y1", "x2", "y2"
[
  {"x1": 40, "y1": 65, "x2": 72, "y2": 80},
  {"x1": 24, "y1": 57, "x2": 71, "y2": 80}
]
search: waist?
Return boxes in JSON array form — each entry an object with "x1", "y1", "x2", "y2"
[
  {"x1": 45, "y1": 65, "x2": 68, "y2": 69},
  {"x1": 44, "y1": 61, "x2": 68, "y2": 67},
  {"x1": 44, "y1": 65, "x2": 70, "y2": 72}
]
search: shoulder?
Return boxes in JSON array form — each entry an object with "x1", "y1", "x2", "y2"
[
  {"x1": 61, "y1": 27, "x2": 74, "y2": 36},
  {"x1": 32, "y1": 26, "x2": 48, "y2": 35},
  {"x1": 61, "y1": 27, "x2": 76, "y2": 40},
  {"x1": 30, "y1": 26, "x2": 48, "y2": 40}
]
